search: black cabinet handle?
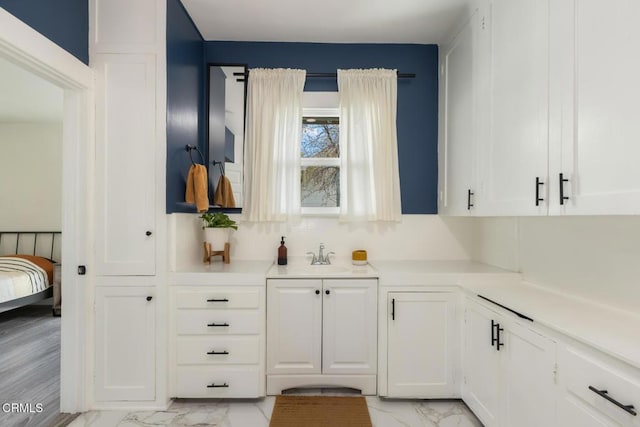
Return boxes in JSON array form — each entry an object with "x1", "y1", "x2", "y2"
[
  {"x1": 491, "y1": 320, "x2": 497, "y2": 347},
  {"x1": 146, "y1": 296, "x2": 153, "y2": 301},
  {"x1": 325, "y1": 289, "x2": 330, "y2": 295},
  {"x1": 391, "y1": 298, "x2": 395, "y2": 321},
  {"x1": 559, "y1": 173, "x2": 569, "y2": 205},
  {"x1": 206, "y1": 350, "x2": 229, "y2": 355},
  {"x1": 207, "y1": 322, "x2": 229, "y2": 327},
  {"x1": 146, "y1": 231, "x2": 152, "y2": 236},
  {"x1": 496, "y1": 323, "x2": 504, "y2": 351},
  {"x1": 467, "y1": 189, "x2": 474, "y2": 210},
  {"x1": 207, "y1": 298, "x2": 229, "y2": 302},
  {"x1": 207, "y1": 383, "x2": 229, "y2": 388},
  {"x1": 315, "y1": 290, "x2": 320, "y2": 295},
  {"x1": 535, "y1": 177, "x2": 544, "y2": 206},
  {"x1": 588, "y1": 386, "x2": 637, "y2": 416}
]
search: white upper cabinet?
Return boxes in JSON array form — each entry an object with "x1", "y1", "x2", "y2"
[
  {"x1": 94, "y1": 54, "x2": 156, "y2": 276},
  {"x1": 443, "y1": 0, "x2": 640, "y2": 216},
  {"x1": 549, "y1": 0, "x2": 640, "y2": 215},
  {"x1": 478, "y1": 0, "x2": 550, "y2": 216},
  {"x1": 439, "y1": 11, "x2": 480, "y2": 215}
]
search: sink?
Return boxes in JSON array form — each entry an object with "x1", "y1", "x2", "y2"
[{"x1": 283, "y1": 264, "x2": 351, "y2": 276}]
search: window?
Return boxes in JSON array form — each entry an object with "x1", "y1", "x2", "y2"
[{"x1": 301, "y1": 109, "x2": 340, "y2": 215}]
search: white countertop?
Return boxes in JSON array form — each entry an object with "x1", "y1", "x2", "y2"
[
  {"x1": 371, "y1": 260, "x2": 520, "y2": 286},
  {"x1": 169, "y1": 260, "x2": 273, "y2": 286},
  {"x1": 267, "y1": 257, "x2": 378, "y2": 279},
  {"x1": 462, "y1": 280, "x2": 640, "y2": 370}
]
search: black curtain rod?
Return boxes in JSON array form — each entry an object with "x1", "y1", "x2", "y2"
[{"x1": 233, "y1": 71, "x2": 416, "y2": 78}]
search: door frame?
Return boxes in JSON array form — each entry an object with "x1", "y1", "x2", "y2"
[{"x1": 0, "y1": 9, "x2": 94, "y2": 412}]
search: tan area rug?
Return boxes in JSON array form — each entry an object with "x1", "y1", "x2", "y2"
[{"x1": 270, "y1": 396, "x2": 372, "y2": 427}]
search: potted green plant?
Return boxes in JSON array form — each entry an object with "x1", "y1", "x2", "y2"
[{"x1": 200, "y1": 212, "x2": 238, "y2": 250}]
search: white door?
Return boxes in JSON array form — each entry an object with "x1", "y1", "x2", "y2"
[
  {"x1": 463, "y1": 300, "x2": 502, "y2": 427},
  {"x1": 322, "y1": 279, "x2": 377, "y2": 375},
  {"x1": 441, "y1": 11, "x2": 478, "y2": 215},
  {"x1": 94, "y1": 54, "x2": 156, "y2": 275},
  {"x1": 479, "y1": 0, "x2": 550, "y2": 215},
  {"x1": 266, "y1": 279, "x2": 322, "y2": 375},
  {"x1": 502, "y1": 320, "x2": 557, "y2": 427},
  {"x1": 95, "y1": 287, "x2": 155, "y2": 401},
  {"x1": 550, "y1": 0, "x2": 640, "y2": 215},
  {"x1": 387, "y1": 292, "x2": 457, "y2": 397}
]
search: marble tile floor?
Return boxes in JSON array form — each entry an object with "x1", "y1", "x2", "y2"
[{"x1": 67, "y1": 396, "x2": 483, "y2": 427}]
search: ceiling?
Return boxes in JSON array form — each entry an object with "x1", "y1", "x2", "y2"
[
  {"x1": 0, "y1": 56, "x2": 63, "y2": 123},
  {"x1": 181, "y1": 0, "x2": 470, "y2": 44}
]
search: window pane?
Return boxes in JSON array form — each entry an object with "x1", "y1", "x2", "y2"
[
  {"x1": 301, "y1": 117, "x2": 339, "y2": 158},
  {"x1": 301, "y1": 166, "x2": 340, "y2": 207}
]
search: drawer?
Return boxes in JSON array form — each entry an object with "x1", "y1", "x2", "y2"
[
  {"x1": 176, "y1": 309, "x2": 261, "y2": 335},
  {"x1": 561, "y1": 345, "x2": 640, "y2": 425},
  {"x1": 176, "y1": 289, "x2": 260, "y2": 309},
  {"x1": 176, "y1": 366, "x2": 262, "y2": 398},
  {"x1": 176, "y1": 336, "x2": 260, "y2": 365}
]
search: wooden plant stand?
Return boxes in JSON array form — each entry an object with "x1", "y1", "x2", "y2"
[{"x1": 203, "y1": 242, "x2": 230, "y2": 264}]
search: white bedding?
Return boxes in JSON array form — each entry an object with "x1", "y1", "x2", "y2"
[{"x1": 0, "y1": 257, "x2": 50, "y2": 304}]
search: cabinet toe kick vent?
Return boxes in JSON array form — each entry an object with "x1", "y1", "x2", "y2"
[{"x1": 478, "y1": 295, "x2": 534, "y2": 322}]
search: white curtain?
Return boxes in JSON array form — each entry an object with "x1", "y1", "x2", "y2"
[
  {"x1": 338, "y1": 68, "x2": 402, "y2": 221},
  {"x1": 242, "y1": 68, "x2": 306, "y2": 222}
]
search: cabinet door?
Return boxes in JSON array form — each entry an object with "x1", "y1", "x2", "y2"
[
  {"x1": 440, "y1": 12, "x2": 478, "y2": 215},
  {"x1": 551, "y1": 0, "x2": 640, "y2": 215},
  {"x1": 95, "y1": 287, "x2": 155, "y2": 401},
  {"x1": 502, "y1": 320, "x2": 556, "y2": 427},
  {"x1": 266, "y1": 279, "x2": 322, "y2": 375},
  {"x1": 463, "y1": 300, "x2": 502, "y2": 427},
  {"x1": 94, "y1": 54, "x2": 156, "y2": 275},
  {"x1": 322, "y1": 279, "x2": 377, "y2": 375},
  {"x1": 387, "y1": 292, "x2": 457, "y2": 397},
  {"x1": 479, "y1": 0, "x2": 550, "y2": 215}
]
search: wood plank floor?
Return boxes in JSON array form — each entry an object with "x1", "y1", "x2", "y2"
[{"x1": 0, "y1": 306, "x2": 62, "y2": 427}]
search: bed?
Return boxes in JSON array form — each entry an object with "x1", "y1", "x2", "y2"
[{"x1": 0, "y1": 231, "x2": 61, "y2": 315}]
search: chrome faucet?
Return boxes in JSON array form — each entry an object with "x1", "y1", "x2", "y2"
[{"x1": 307, "y1": 243, "x2": 334, "y2": 265}]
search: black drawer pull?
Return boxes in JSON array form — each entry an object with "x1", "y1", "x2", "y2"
[
  {"x1": 496, "y1": 323, "x2": 504, "y2": 351},
  {"x1": 207, "y1": 322, "x2": 229, "y2": 327},
  {"x1": 206, "y1": 350, "x2": 229, "y2": 355},
  {"x1": 535, "y1": 177, "x2": 544, "y2": 206},
  {"x1": 467, "y1": 189, "x2": 474, "y2": 210},
  {"x1": 559, "y1": 173, "x2": 569, "y2": 205},
  {"x1": 207, "y1": 383, "x2": 229, "y2": 388},
  {"x1": 207, "y1": 298, "x2": 229, "y2": 302},
  {"x1": 588, "y1": 386, "x2": 637, "y2": 416},
  {"x1": 491, "y1": 320, "x2": 497, "y2": 347}
]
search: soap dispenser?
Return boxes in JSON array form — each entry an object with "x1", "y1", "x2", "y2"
[{"x1": 277, "y1": 236, "x2": 288, "y2": 265}]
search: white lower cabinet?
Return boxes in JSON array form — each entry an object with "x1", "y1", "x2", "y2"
[
  {"x1": 95, "y1": 287, "x2": 156, "y2": 401},
  {"x1": 463, "y1": 297, "x2": 556, "y2": 427},
  {"x1": 266, "y1": 278, "x2": 377, "y2": 394},
  {"x1": 558, "y1": 344, "x2": 640, "y2": 427},
  {"x1": 385, "y1": 291, "x2": 457, "y2": 397},
  {"x1": 172, "y1": 287, "x2": 265, "y2": 398}
]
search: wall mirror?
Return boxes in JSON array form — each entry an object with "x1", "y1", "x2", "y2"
[{"x1": 207, "y1": 63, "x2": 247, "y2": 211}]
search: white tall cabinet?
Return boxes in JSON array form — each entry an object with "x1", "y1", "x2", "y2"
[
  {"x1": 90, "y1": 0, "x2": 166, "y2": 407},
  {"x1": 266, "y1": 278, "x2": 377, "y2": 394}
]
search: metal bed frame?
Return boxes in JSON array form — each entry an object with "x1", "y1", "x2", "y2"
[{"x1": 0, "y1": 231, "x2": 61, "y2": 314}]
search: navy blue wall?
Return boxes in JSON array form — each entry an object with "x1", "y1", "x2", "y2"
[
  {"x1": 0, "y1": 0, "x2": 88, "y2": 64},
  {"x1": 166, "y1": 0, "x2": 204, "y2": 213},
  {"x1": 204, "y1": 41, "x2": 439, "y2": 214}
]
